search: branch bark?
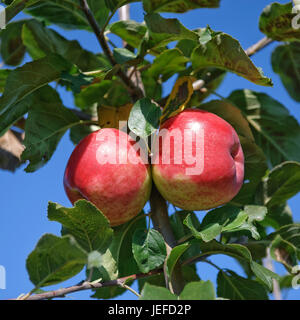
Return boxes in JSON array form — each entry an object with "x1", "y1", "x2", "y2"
[
  {"x1": 245, "y1": 37, "x2": 273, "y2": 57},
  {"x1": 263, "y1": 246, "x2": 282, "y2": 300},
  {"x1": 19, "y1": 269, "x2": 162, "y2": 300},
  {"x1": 149, "y1": 185, "x2": 185, "y2": 295}
]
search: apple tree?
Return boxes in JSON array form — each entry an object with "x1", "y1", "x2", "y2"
[{"x1": 1, "y1": 0, "x2": 300, "y2": 300}]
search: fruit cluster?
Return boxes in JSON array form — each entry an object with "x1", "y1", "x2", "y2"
[{"x1": 64, "y1": 109, "x2": 244, "y2": 226}]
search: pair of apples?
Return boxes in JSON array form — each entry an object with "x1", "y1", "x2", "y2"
[{"x1": 64, "y1": 109, "x2": 244, "y2": 226}]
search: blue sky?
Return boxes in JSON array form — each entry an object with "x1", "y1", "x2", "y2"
[{"x1": 0, "y1": 0, "x2": 299, "y2": 300}]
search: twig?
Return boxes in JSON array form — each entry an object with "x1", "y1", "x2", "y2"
[
  {"x1": 79, "y1": 0, "x2": 143, "y2": 101},
  {"x1": 118, "y1": 281, "x2": 141, "y2": 298},
  {"x1": 263, "y1": 248, "x2": 282, "y2": 300},
  {"x1": 245, "y1": 37, "x2": 273, "y2": 57},
  {"x1": 203, "y1": 259, "x2": 222, "y2": 271},
  {"x1": 69, "y1": 108, "x2": 97, "y2": 121},
  {"x1": 17, "y1": 269, "x2": 162, "y2": 300}
]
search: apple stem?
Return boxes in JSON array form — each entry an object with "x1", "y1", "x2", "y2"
[{"x1": 149, "y1": 185, "x2": 186, "y2": 295}]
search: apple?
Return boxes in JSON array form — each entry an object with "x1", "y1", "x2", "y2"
[
  {"x1": 151, "y1": 109, "x2": 244, "y2": 211},
  {"x1": 64, "y1": 128, "x2": 152, "y2": 226}
]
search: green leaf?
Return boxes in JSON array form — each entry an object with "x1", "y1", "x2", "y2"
[
  {"x1": 259, "y1": 2, "x2": 300, "y2": 42},
  {"x1": 228, "y1": 90, "x2": 300, "y2": 166},
  {"x1": 138, "y1": 272, "x2": 166, "y2": 291},
  {"x1": 132, "y1": 228, "x2": 166, "y2": 273},
  {"x1": 166, "y1": 242, "x2": 190, "y2": 277},
  {"x1": 191, "y1": 239, "x2": 278, "y2": 289},
  {"x1": 60, "y1": 71, "x2": 94, "y2": 94},
  {"x1": 91, "y1": 214, "x2": 146, "y2": 299},
  {"x1": 104, "y1": 0, "x2": 135, "y2": 11},
  {"x1": 193, "y1": 239, "x2": 252, "y2": 261},
  {"x1": 141, "y1": 67, "x2": 162, "y2": 101},
  {"x1": 48, "y1": 200, "x2": 113, "y2": 253},
  {"x1": 74, "y1": 81, "x2": 111, "y2": 110},
  {"x1": 25, "y1": 0, "x2": 109, "y2": 31},
  {"x1": 271, "y1": 224, "x2": 300, "y2": 251},
  {"x1": 169, "y1": 211, "x2": 201, "y2": 261},
  {"x1": 271, "y1": 235, "x2": 298, "y2": 273},
  {"x1": 250, "y1": 260, "x2": 280, "y2": 290},
  {"x1": 109, "y1": 20, "x2": 147, "y2": 49},
  {"x1": 140, "y1": 283, "x2": 177, "y2": 300},
  {"x1": 0, "y1": 53, "x2": 73, "y2": 120},
  {"x1": 113, "y1": 47, "x2": 137, "y2": 65},
  {"x1": 176, "y1": 39, "x2": 198, "y2": 58},
  {"x1": 21, "y1": 19, "x2": 110, "y2": 71},
  {"x1": 272, "y1": 43, "x2": 300, "y2": 102},
  {"x1": 138, "y1": 264, "x2": 199, "y2": 292},
  {"x1": 184, "y1": 205, "x2": 267, "y2": 242},
  {"x1": 0, "y1": 20, "x2": 26, "y2": 66},
  {"x1": 74, "y1": 80, "x2": 131, "y2": 110},
  {"x1": 160, "y1": 76, "x2": 194, "y2": 123},
  {"x1": 0, "y1": 94, "x2": 33, "y2": 137},
  {"x1": 89, "y1": 267, "x2": 126, "y2": 299},
  {"x1": 69, "y1": 123, "x2": 100, "y2": 145},
  {"x1": 184, "y1": 212, "x2": 223, "y2": 242},
  {"x1": 265, "y1": 161, "x2": 300, "y2": 208},
  {"x1": 87, "y1": 251, "x2": 103, "y2": 269},
  {"x1": 279, "y1": 274, "x2": 295, "y2": 290},
  {"x1": 179, "y1": 281, "x2": 216, "y2": 300},
  {"x1": 4, "y1": 0, "x2": 39, "y2": 23},
  {"x1": 244, "y1": 205, "x2": 268, "y2": 223},
  {"x1": 143, "y1": 0, "x2": 220, "y2": 13},
  {"x1": 26, "y1": 233, "x2": 87, "y2": 288},
  {"x1": 191, "y1": 28, "x2": 273, "y2": 86},
  {"x1": 0, "y1": 69, "x2": 10, "y2": 93},
  {"x1": 265, "y1": 203, "x2": 293, "y2": 229},
  {"x1": 128, "y1": 97, "x2": 161, "y2": 139},
  {"x1": 187, "y1": 68, "x2": 226, "y2": 105},
  {"x1": 144, "y1": 13, "x2": 199, "y2": 49},
  {"x1": 147, "y1": 48, "x2": 189, "y2": 81},
  {"x1": 89, "y1": 0, "x2": 110, "y2": 30},
  {"x1": 217, "y1": 269, "x2": 269, "y2": 300},
  {"x1": 170, "y1": 210, "x2": 200, "y2": 241},
  {"x1": 268, "y1": 224, "x2": 300, "y2": 270},
  {"x1": 21, "y1": 85, "x2": 81, "y2": 172},
  {"x1": 199, "y1": 100, "x2": 254, "y2": 141}
]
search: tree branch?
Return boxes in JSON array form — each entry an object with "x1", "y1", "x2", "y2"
[
  {"x1": 263, "y1": 248, "x2": 282, "y2": 300},
  {"x1": 18, "y1": 269, "x2": 162, "y2": 300},
  {"x1": 79, "y1": 0, "x2": 143, "y2": 101},
  {"x1": 149, "y1": 185, "x2": 185, "y2": 295},
  {"x1": 245, "y1": 37, "x2": 273, "y2": 57}
]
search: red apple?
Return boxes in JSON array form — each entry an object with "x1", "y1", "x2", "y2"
[
  {"x1": 151, "y1": 109, "x2": 244, "y2": 210},
  {"x1": 64, "y1": 128, "x2": 152, "y2": 226}
]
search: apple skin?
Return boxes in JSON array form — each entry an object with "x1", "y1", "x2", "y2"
[
  {"x1": 151, "y1": 109, "x2": 244, "y2": 211},
  {"x1": 64, "y1": 128, "x2": 152, "y2": 226}
]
